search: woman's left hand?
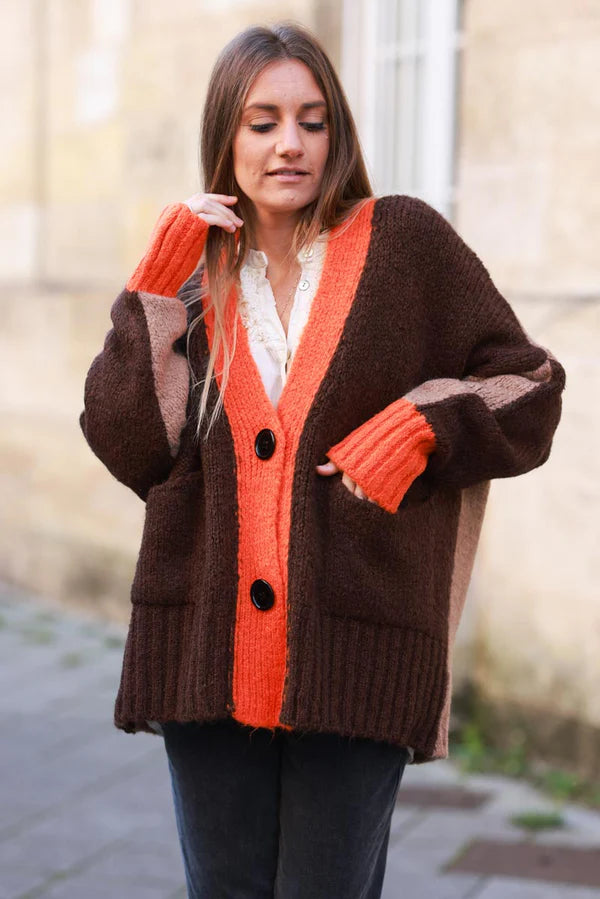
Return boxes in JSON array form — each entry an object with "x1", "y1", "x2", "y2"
[{"x1": 315, "y1": 460, "x2": 377, "y2": 503}]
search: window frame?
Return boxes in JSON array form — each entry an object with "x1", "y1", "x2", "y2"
[{"x1": 342, "y1": 0, "x2": 464, "y2": 220}]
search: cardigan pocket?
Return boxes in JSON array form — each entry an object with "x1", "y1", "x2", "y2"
[
  {"x1": 319, "y1": 475, "x2": 452, "y2": 636},
  {"x1": 330, "y1": 475, "x2": 397, "y2": 518},
  {"x1": 130, "y1": 471, "x2": 206, "y2": 605}
]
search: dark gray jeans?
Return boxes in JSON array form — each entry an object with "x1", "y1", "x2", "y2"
[{"x1": 161, "y1": 716, "x2": 411, "y2": 899}]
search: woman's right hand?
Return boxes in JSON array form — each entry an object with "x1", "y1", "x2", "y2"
[{"x1": 183, "y1": 193, "x2": 244, "y2": 234}]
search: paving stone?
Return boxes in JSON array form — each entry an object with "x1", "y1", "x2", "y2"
[
  {"x1": 0, "y1": 658, "x2": 121, "y2": 717},
  {"x1": 0, "y1": 752, "x2": 176, "y2": 894},
  {"x1": 0, "y1": 736, "x2": 159, "y2": 839},
  {"x1": 560, "y1": 805, "x2": 600, "y2": 841},
  {"x1": 398, "y1": 784, "x2": 493, "y2": 809},
  {"x1": 3, "y1": 729, "x2": 153, "y2": 808},
  {"x1": 166, "y1": 888, "x2": 188, "y2": 899},
  {"x1": 0, "y1": 866, "x2": 46, "y2": 899},
  {"x1": 39, "y1": 875, "x2": 177, "y2": 899},
  {"x1": 382, "y1": 866, "x2": 484, "y2": 898},
  {"x1": 447, "y1": 839, "x2": 600, "y2": 889},
  {"x1": 389, "y1": 804, "x2": 422, "y2": 842},
  {"x1": 0, "y1": 829, "x2": 122, "y2": 893},
  {"x1": 0, "y1": 711, "x2": 112, "y2": 771},
  {"x1": 403, "y1": 759, "x2": 469, "y2": 787},
  {"x1": 391, "y1": 806, "x2": 521, "y2": 857},
  {"x1": 460, "y1": 773, "x2": 556, "y2": 813},
  {"x1": 527, "y1": 820, "x2": 600, "y2": 850},
  {"x1": 473, "y1": 877, "x2": 600, "y2": 898},
  {"x1": 70, "y1": 837, "x2": 186, "y2": 890}
]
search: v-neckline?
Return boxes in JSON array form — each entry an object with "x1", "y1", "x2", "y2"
[
  {"x1": 241, "y1": 234, "x2": 329, "y2": 349},
  {"x1": 201, "y1": 197, "x2": 376, "y2": 437}
]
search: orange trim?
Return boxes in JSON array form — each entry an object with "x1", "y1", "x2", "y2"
[
  {"x1": 201, "y1": 199, "x2": 376, "y2": 731},
  {"x1": 326, "y1": 397, "x2": 437, "y2": 513},
  {"x1": 126, "y1": 203, "x2": 208, "y2": 298}
]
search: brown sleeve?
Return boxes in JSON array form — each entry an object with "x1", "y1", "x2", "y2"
[
  {"x1": 327, "y1": 200, "x2": 566, "y2": 513},
  {"x1": 79, "y1": 203, "x2": 208, "y2": 500}
]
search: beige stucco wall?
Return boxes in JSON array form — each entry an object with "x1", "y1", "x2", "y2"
[
  {"x1": 454, "y1": 0, "x2": 599, "y2": 756},
  {"x1": 458, "y1": 0, "x2": 598, "y2": 292}
]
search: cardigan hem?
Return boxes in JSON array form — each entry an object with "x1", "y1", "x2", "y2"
[{"x1": 113, "y1": 602, "x2": 450, "y2": 765}]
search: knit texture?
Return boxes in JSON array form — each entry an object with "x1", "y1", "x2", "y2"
[
  {"x1": 326, "y1": 397, "x2": 438, "y2": 512},
  {"x1": 126, "y1": 202, "x2": 208, "y2": 297},
  {"x1": 79, "y1": 194, "x2": 566, "y2": 763},
  {"x1": 201, "y1": 199, "x2": 374, "y2": 730}
]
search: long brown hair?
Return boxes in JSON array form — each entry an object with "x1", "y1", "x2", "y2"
[{"x1": 187, "y1": 21, "x2": 373, "y2": 441}]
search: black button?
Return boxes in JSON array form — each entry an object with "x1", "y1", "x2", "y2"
[
  {"x1": 255, "y1": 428, "x2": 276, "y2": 460},
  {"x1": 250, "y1": 578, "x2": 275, "y2": 611}
]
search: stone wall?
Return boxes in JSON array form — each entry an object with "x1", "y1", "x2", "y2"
[{"x1": 454, "y1": 0, "x2": 599, "y2": 769}]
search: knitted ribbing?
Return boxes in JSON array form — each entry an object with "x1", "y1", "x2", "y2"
[
  {"x1": 126, "y1": 202, "x2": 208, "y2": 297},
  {"x1": 326, "y1": 397, "x2": 437, "y2": 513}
]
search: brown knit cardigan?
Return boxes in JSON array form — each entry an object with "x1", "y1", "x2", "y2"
[{"x1": 79, "y1": 194, "x2": 566, "y2": 764}]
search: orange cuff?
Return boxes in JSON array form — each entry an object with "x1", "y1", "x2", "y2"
[
  {"x1": 126, "y1": 203, "x2": 208, "y2": 298},
  {"x1": 326, "y1": 398, "x2": 437, "y2": 513}
]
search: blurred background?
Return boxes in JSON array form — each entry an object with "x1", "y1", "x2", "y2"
[{"x1": 1, "y1": 0, "x2": 598, "y2": 792}]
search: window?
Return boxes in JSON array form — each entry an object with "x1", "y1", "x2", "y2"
[{"x1": 342, "y1": 0, "x2": 464, "y2": 220}]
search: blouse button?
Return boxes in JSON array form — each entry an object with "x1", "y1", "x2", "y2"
[{"x1": 299, "y1": 279, "x2": 310, "y2": 291}]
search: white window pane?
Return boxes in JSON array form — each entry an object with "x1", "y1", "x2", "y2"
[
  {"x1": 398, "y1": 0, "x2": 424, "y2": 44},
  {"x1": 343, "y1": 0, "x2": 461, "y2": 214}
]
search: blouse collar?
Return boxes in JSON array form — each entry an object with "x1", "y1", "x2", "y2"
[{"x1": 244, "y1": 231, "x2": 329, "y2": 271}]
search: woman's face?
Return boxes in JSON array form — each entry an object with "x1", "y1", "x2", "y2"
[{"x1": 233, "y1": 59, "x2": 330, "y2": 221}]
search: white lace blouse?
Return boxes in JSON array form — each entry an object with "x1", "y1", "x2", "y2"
[{"x1": 238, "y1": 233, "x2": 329, "y2": 408}]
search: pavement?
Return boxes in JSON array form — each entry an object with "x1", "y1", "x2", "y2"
[{"x1": 1, "y1": 581, "x2": 599, "y2": 899}]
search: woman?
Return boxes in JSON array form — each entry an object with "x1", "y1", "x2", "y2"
[{"x1": 79, "y1": 22, "x2": 566, "y2": 899}]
